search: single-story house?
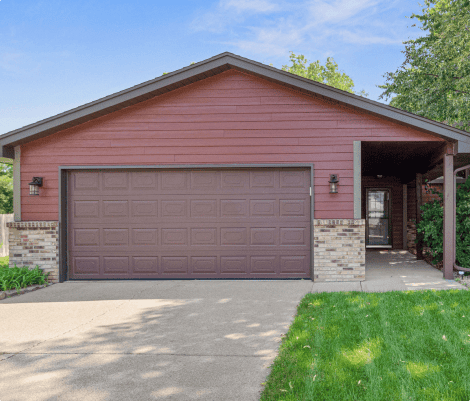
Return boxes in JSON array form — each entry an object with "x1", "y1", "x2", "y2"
[{"x1": 1, "y1": 52, "x2": 469, "y2": 283}]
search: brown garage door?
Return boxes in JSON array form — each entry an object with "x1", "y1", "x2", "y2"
[{"x1": 68, "y1": 168, "x2": 311, "y2": 279}]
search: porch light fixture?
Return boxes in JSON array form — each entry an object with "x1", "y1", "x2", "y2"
[
  {"x1": 329, "y1": 174, "x2": 339, "y2": 194},
  {"x1": 28, "y1": 177, "x2": 43, "y2": 196}
]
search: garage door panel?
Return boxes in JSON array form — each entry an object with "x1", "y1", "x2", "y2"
[
  {"x1": 190, "y1": 171, "x2": 219, "y2": 190},
  {"x1": 103, "y1": 229, "x2": 129, "y2": 246},
  {"x1": 132, "y1": 256, "x2": 159, "y2": 275},
  {"x1": 69, "y1": 250, "x2": 311, "y2": 278},
  {"x1": 250, "y1": 228, "x2": 277, "y2": 246},
  {"x1": 250, "y1": 170, "x2": 275, "y2": 188},
  {"x1": 103, "y1": 256, "x2": 129, "y2": 275},
  {"x1": 68, "y1": 168, "x2": 311, "y2": 279},
  {"x1": 250, "y1": 200, "x2": 276, "y2": 216},
  {"x1": 221, "y1": 171, "x2": 249, "y2": 189},
  {"x1": 161, "y1": 256, "x2": 188, "y2": 274},
  {"x1": 220, "y1": 227, "x2": 248, "y2": 246},
  {"x1": 102, "y1": 201, "x2": 129, "y2": 217},
  {"x1": 72, "y1": 256, "x2": 100, "y2": 276},
  {"x1": 190, "y1": 228, "x2": 217, "y2": 246},
  {"x1": 161, "y1": 228, "x2": 188, "y2": 246},
  {"x1": 220, "y1": 199, "x2": 248, "y2": 217},
  {"x1": 103, "y1": 171, "x2": 129, "y2": 190},
  {"x1": 73, "y1": 171, "x2": 100, "y2": 192},
  {"x1": 250, "y1": 256, "x2": 277, "y2": 274},
  {"x1": 132, "y1": 229, "x2": 158, "y2": 246},
  {"x1": 280, "y1": 170, "x2": 309, "y2": 188},
  {"x1": 161, "y1": 171, "x2": 189, "y2": 190},
  {"x1": 190, "y1": 200, "x2": 217, "y2": 218},
  {"x1": 191, "y1": 256, "x2": 218, "y2": 274},
  {"x1": 130, "y1": 171, "x2": 157, "y2": 189},
  {"x1": 220, "y1": 256, "x2": 247, "y2": 274},
  {"x1": 280, "y1": 256, "x2": 308, "y2": 274},
  {"x1": 131, "y1": 201, "x2": 158, "y2": 217},
  {"x1": 280, "y1": 227, "x2": 308, "y2": 245},
  {"x1": 73, "y1": 201, "x2": 100, "y2": 219},
  {"x1": 73, "y1": 229, "x2": 100, "y2": 247}
]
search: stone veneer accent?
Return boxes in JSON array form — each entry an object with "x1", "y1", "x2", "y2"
[
  {"x1": 313, "y1": 219, "x2": 365, "y2": 282},
  {"x1": 7, "y1": 221, "x2": 59, "y2": 283}
]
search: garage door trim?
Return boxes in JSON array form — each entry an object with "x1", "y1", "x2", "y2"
[{"x1": 58, "y1": 163, "x2": 315, "y2": 282}]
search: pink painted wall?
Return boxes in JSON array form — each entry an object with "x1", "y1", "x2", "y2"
[{"x1": 20, "y1": 69, "x2": 444, "y2": 221}]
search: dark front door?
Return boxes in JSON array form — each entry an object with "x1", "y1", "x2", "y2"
[{"x1": 366, "y1": 189, "x2": 391, "y2": 247}]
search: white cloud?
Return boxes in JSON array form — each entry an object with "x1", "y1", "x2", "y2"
[
  {"x1": 339, "y1": 30, "x2": 403, "y2": 45},
  {"x1": 223, "y1": 0, "x2": 281, "y2": 13},
  {"x1": 191, "y1": 0, "x2": 407, "y2": 56},
  {"x1": 307, "y1": 0, "x2": 380, "y2": 23},
  {"x1": 191, "y1": 0, "x2": 282, "y2": 32}
]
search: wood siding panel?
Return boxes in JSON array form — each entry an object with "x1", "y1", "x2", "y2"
[{"x1": 20, "y1": 69, "x2": 445, "y2": 221}]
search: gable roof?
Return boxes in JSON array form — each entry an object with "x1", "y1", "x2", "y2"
[{"x1": 2, "y1": 51, "x2": 470, "y2": 159}]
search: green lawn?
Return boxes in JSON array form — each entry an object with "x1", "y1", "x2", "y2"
[{"x1": 261, "y1": 290, "x2": 470, "y2": 401}]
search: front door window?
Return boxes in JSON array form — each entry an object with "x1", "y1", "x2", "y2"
[{"x1": 366, "y1": 189, "x2": 391, "y2": 246}]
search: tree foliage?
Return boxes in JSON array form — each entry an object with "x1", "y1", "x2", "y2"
[
  {"x1": 417, "y1": 178, "x2": 470, "y2": 267},
  {"x1": 379, "y1": 0, "x2": 470, "y2": 131},
  {"x1": 0, "y1": 163, "x2": 13, "y2": 214},
  {"x1": 282, "y1": 52, "x2": 368, "y2": 96}
]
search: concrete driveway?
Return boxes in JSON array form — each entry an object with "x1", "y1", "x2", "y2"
[{"x1": 0, "y1": 280, "x2": 313, "y2": 401}]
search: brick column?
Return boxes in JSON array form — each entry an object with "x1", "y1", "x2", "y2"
[
  {"x1": 7, "y1": 221, "x2": 59, "y2": 283},
  {"x1": 313, "y1": 219, "x2": 365, "y2": 282}
]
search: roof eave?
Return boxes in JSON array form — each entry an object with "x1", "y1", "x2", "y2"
[{"x1": 1, "y1": 52, "x2": 470, "y2": 159}]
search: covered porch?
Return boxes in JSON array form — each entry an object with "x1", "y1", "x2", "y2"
[
  {"x1": 310, "y1": 250, "x2": 467, "y2": 292},
  {"x1": 357, "y1": 140, "x2": 470, "y2": 280}
]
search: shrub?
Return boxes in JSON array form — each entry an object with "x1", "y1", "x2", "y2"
[
  {"x1": 417, "y1": 177, "x2": 470, "y2": 267},
  {"x1": 0, "y1": 265, "x2": 49, "y2": 292}
]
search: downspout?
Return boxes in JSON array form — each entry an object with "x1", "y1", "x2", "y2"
[{"x1": 454, "y1": 164, "x2": 470, "y2": 272}]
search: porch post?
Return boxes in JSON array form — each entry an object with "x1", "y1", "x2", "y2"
[
  {"x1": 353, "y1": 141, "x2": 361, "y2": 219},
  {"x1": 443, "y1": 152, "x2": 455, "y2": 280},
  {"x1": 13, "y1": 146, "x2": 21, "y2": 222},
  {"x1": 415, "y1": 173, "x2": 423, "y2": 259},
  {"x1": 403, "y1": 184, "x2": 407, "y2": 250}
]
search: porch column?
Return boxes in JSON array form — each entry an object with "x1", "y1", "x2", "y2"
[
  {"x1": 443, "y1": 152, "x2": 455, "y2": 280},
  {"x1": 353, "y1": 141, "x2": 361, "y2": 219},
  {"x1": 415, "y1": 173, "x2": 423, "y2": 259}
]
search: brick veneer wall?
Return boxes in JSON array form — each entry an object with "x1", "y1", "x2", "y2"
[
  {"x1": 407, "y1": 220, "x2": 417, "y2": 252},
  {"x1": 313, "y1": 219, "x2": 365, "y2": 282},
  {"x1": 7, "y1": 221, "x2": 59, "y2": 283}
]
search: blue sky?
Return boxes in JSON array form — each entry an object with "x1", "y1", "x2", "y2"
[{"x1": 0, "y1": 0, "x2": 425, "y2": 134}]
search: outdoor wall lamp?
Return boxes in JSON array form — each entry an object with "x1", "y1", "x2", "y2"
[
  {"x1": 329, "y1": 174, "x2": 339, "y2": 194},
  {"x1": 29, "y1": 177, "x2": 43, "y2": 196}
]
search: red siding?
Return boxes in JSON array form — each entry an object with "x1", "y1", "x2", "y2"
[{"x1": 20, "y1": 70, "x2": 444, "y2": 221}]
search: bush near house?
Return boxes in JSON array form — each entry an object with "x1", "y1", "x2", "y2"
[
  {"x1": 0, "y1": 257, "x2": 50, "y2": 291},
  {"x1": 417, "y1": 177, "x2": 470, "y2": 267}
]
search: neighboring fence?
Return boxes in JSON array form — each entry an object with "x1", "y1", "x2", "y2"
[{"x1": 0, "y1": 214, "x2": 14, "y2": 257}]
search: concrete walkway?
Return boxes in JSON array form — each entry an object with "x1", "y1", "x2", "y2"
[{"x1": 311, "y1": 250, "x2": 468, "y2": 293}]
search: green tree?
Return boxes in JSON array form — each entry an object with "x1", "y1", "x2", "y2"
[
  {"x1": 282, "y1": 52, "x2": 368, "y2": 96},
  {"x1": 379, "y1": 0, "x2": 470, "y2": 131},
  {"x1": 0, "y1": 163, "x2": 13, "y2": 214}
]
